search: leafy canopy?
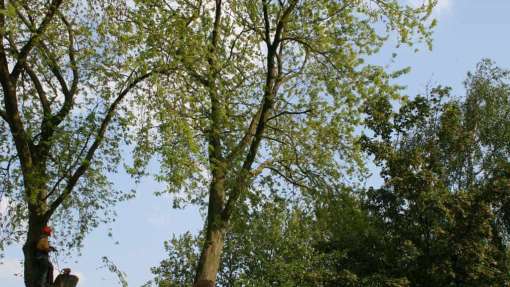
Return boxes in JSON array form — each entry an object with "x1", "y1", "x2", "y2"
[
  {"x1": 132, "y1": 0, "x2": 437, "y2": 206},
  {"x1": 0, "y1": 0, "x2": 158, "y2": 252}
]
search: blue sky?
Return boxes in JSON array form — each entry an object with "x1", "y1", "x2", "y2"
[{"x1": 2, "y1": 0, "x2": 510, "y2": 286}]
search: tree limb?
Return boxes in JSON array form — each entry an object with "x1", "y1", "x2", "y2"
[
  {"x1": 24, "y1": 64, "x2": 51, "y2": 115},
  {"x1": 10, "y1": 0, "x2": 64, "y2": 80},
  {"x1": 206, "y1": 0, "x2": 224, "y2": 165},
  {"x1": 4, "y1": 30, "x2": 51, "y2": 117},
  {"x1": 250, "y1": 159, "x2": 272, "y2": 177},
  {"x1": 37, "y1": 13, "x2": 79, "y2": 148},
  {"x1": 266, "y1": 109, "x2": 311, "y2": 122},
  {"x1": 0, "y1": 0, "x2": 11, "y2": 87},
  {"x1": 44, "y1": 118, "x2": 96, "y2": 201},
  {"x1": 0, "y1": 0, "x2": 63, "y2": 173},
  {"x1": 44, "y1": 69, "x2": 156, "y2": 220},
  {"x1": 262, "y1": 0, "x2": 271, "y2": 47},
  {"x1": 222, "y1": 1, "x2": 299, "y2": 219},
  {"x1": 225, "y1": 108, "x2": 261, "y2": 162},
  {"x1": 272, "y1": 0, "x2": 298, "y2": 47},
  {"x1": 267, "y1": 166, "x2": 310, "y2": 190}
]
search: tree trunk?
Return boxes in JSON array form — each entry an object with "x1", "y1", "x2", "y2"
[
  {"x1": 23, "y1": 172, "x2": 50, "y2": 287},
  {"x1": 23, "y1": 210, "x2": 47, "y2": 287},
  {"x1": 194, "y1": 164, "x2": 226, "y2": 287},
  {"x1": 194, "y1": 223, "x2": 225, "y2": 287}
]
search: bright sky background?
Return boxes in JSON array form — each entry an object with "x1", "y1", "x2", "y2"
[{"x1": 3, "y1": 0, "x2": 510, "y2": 286}]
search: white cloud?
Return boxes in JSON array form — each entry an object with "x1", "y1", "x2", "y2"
[
  {"x1": 0, "y1": 258, "x2": 84, "y2": 284},
  {"x1": 0, "y1": 259, "x2": 23, "y2": 279},
  {"x1": 0, "y1": 197, "x2": 8, "y2": 215},
  {"x1": 435, "y1": 0, "x2": 452, "y2": 14}
]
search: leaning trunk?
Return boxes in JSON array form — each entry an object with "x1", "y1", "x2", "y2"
[
  {"x1": 194, "y1": 222, "x2": 225, "y2": 287},
  {"x1": 194, "y1": 165, "x2": 226, "y2": 287}
]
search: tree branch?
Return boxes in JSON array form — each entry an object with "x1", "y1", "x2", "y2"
[
  {"x1": 267, "y1": 166, "x2": 310, "y2": 190},
  {"x1": 44, "y1": 69, "x2": 156, "y2": 220},
  {"x1": 59, "y1": 13, "x2": 79, "y2": 97},
  {"x1": 39, "y1": 41, "x2": 71, "y2": 106},
  {"x1": 24, "y1": 64, "x2": 51, "y2": 115},
  {"x1": 10, "y1": 0, "x2": 63, "y2": 80},
  {"x1": 207, "y1": 0, "x2": 224, "y2": 165},
  {"x1": 44, "y1": 117, "x2": 96, "y2": 201},
  {"x1": 222, "y1": 1, "x2": 299, "y2": 220},
  {"x1": 262, "y1": 0, "x2": 271, "y2": 47},
  {"x1": 37, "y1": 13, "x2": 79, "y2": 146},
  {"x1": 4, "y1": 29, "x2": 52, "y2": 118},
  {"x1": 272, "y1": 0, "x2": 298, "y2": 47},
  {"x1": 225, "y1": 108, "x2": 261, "y2": 162},
  {"x1": 250, "y1": 159, "x2": 272, "y2": 177},
  {"x1": 0, "y1": 0, "x2": 11, "y2": 88},
  {"x1": 266, "y1": 109, "x2": 311, "y2": 122}
]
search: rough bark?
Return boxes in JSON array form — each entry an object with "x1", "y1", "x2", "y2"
[
  {"x1": 194, "y1": 162, "x2": 227, "y2": 285},
  {"x1": 23, "y1": 202, "x2": 49, "y2": 287},
  {"x1": 193, "y1": 1, "x2": 225, "y2": 285},
  {"x1": 194, "y1": 221, "x2": 225, "y2": 285}
]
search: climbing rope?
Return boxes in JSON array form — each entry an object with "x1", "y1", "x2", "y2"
[{"x1": 51, "y1": 249, "x2": 62, "y2": 276}]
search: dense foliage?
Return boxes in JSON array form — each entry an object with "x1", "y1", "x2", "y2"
[
  {"x1": 146, "y1": 60, "x2": 510, "y2": 287},
  {"x1": 132, "y1": 0, "x2": 437, "y2": 283},
  {"x1": 3, "y1": 0, "x2": 509, "y2": 286}
]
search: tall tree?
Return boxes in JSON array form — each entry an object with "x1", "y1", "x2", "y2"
[
  {"x1": 145, "y1": 196, "x2": 320, "y2": 287},
  {"x1": 134, "y1": 0, "x2": 438, "y2": 285},
  {"x1": 0, "y1": 1, "x2": 168, "y2": 285},
  {"x1": 146, "y1": 60, "x2": 510, "y2": 287},
  {"x1": 359, "y1": 61, "x2": 510, "y2": 286}
]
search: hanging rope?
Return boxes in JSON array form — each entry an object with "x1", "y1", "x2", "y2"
[{"x1": 51, "y1": 248, "x2": 62, "y2": 276}]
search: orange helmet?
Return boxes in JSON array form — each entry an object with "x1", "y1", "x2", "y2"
[{"x1": 41, "y1": 226, "x2": 52, "y2": 236}]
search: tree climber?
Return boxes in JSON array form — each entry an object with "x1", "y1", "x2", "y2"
[
  {"x1": 54, "y1": 268, "x2": 79, "y2": 287},
  {"x1": 35, "y1": 226, "x2": 56, "y2": 286}
]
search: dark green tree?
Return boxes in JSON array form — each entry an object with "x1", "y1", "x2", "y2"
[
  {"x1": 358, "y1": 60, "x2": 510, "y2": 286},
  {"x1": 144, "y1": 195, "x2": 320, "y2": 287},
  {"x1": 146, "y1": 60, "x2": 510, "y2": 287}
]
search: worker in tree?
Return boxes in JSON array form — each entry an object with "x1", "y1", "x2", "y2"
[
  {"x1": 35, "y1": 226, "x2": 56, "y2": 287},
  {"x1": 54, "y1": 268, "x2": 79, "y2": 287}
]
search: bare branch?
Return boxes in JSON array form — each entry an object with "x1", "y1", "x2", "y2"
[
  {"x1": 268, "y1": 166, "x2": 310, "y2": 190},
  {"x1": 266, "y1": 109, "x2": 311, "y2": 122},
  {"x1": 225, "y1": 108, "x2": 261, "y2": 162}
]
